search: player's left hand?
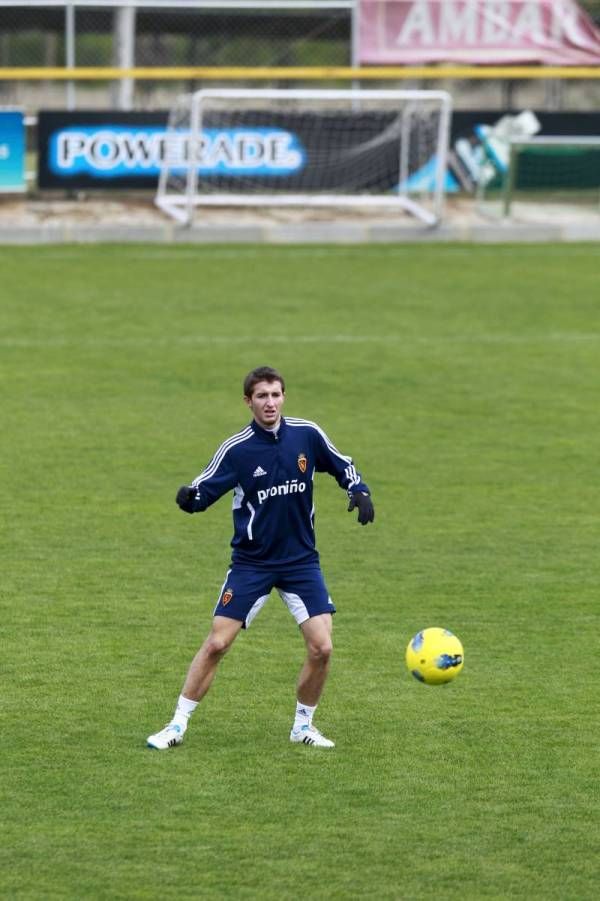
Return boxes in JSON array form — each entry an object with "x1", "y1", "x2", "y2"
[{"x1": 348, "y1": 491, "x2": 374, "y2": 525}]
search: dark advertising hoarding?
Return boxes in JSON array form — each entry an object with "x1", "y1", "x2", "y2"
[
  {"x1": 38, "y1": 109, "x2": 405, "y2": 193},
  {"x1": 38, "y1": 111, "x2": 168, "y2": 190},
  {"x1": 38, "y1": 109, "x2": 600, "y2": 193}
]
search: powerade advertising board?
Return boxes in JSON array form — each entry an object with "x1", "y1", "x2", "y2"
[
  {"x1": 0, "y1": 110, "x2": 26, "y2": 193},
  {"x1": 38, "y1": 111, "x2": 168, "y2": 189},
  {"x1": 38, "y1": 109, "x2": 600, "y2": 193},
  {"x1": 37, "y1": 110, "x2": 402, "y2": 191}
]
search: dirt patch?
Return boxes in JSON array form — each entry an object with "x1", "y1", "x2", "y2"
[
  {"x1": 0, "y1": 194, "x2": 483, "y2": 228},
  {"x1": 0, "y1": 194, "x2": 598, "y2": 240}
]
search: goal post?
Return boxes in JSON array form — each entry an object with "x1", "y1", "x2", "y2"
[
  {"x1": 155, "y1": 88, "x2": 453, "y2": 227},
  {"x1": 502, "y1": 136, "x2": 600, "y2": 217}
]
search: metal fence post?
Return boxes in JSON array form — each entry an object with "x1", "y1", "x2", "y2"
[
  {"x1": 114, "y1": 5, "x2": 136, "y2": 111},
  {"x1": 503, "y1": 142, "x2": 517, "y2": 218},
  {"x1": 65, "y1": 1, "x2": 76, "y2": 110}
]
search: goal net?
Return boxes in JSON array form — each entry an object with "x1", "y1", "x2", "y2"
[
  {"x1": 476, "y1": 136, "x2": 600, "y2": 220},
  {"x1": 155, "y1": 89, "x2": 453, "y2": 227},
  {"x1": 502, "y1": 137, "x2": 600, "y2": 218}
]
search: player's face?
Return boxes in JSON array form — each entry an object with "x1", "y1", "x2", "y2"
[{"x1": 245, "y1": 380, "x2": 285, "y2": 428}]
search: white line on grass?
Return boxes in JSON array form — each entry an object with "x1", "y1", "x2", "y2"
[
  {"x1": 0, "y1": 246, "x2": 597, "y2": 264},
  {"x1": 2, "y1": 333, "x2": 600, "y2": 349}
]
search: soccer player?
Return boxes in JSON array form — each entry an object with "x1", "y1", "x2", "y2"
[{"x1": 147, "y1": 366, "x2": 374, "y2": 750}]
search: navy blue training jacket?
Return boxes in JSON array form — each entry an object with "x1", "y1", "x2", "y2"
[{"x1": 188, "y1": 416, "x2": 370, "y2": 568}]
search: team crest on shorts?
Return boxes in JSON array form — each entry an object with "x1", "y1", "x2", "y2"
[
  {"x1": 297, "y1": 453, "x2": 307, "y2": 474},
  {"x1": 222, "y1": 588, "x2": 233, "y2": 606}
]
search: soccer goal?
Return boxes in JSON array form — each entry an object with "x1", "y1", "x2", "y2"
[
  {"x1": 155, "y1": 89, "x2": 453, "y2": 227},
  {"x1": 502, "y1": 137, "x2": 600, "y2": 218}
]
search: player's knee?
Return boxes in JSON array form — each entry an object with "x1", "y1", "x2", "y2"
[
  {"x1": 308, "y1": 637, "x2": 333, "y2": 664},
  {"x1": 204, "y1": 632, "x2": 234, "y2": 659}
]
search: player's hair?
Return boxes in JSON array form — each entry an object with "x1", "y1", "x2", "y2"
[{"x1": 243, "y1": 366, "x2": 285, "y2": 398}]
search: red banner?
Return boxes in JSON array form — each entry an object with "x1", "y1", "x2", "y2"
[{"x1": 359, "y1": 0, "x2": 600, "y2": 65}]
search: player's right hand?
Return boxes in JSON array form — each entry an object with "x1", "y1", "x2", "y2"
[{"x1": 176, "y1": 485, "x2": 199, "y2": 514}]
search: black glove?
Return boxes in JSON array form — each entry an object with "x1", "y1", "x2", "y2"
[
  {"x1": 176, "y1": 485, "x2": 199, "y2": 514},
  {"x1": 348, "y1": 491, "x2": 374, "y2": 525}
]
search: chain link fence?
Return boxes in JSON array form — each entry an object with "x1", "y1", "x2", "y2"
[
  {"x1": 0, "y1": 1, "x2": 354, "y2": 109},
  {"x1": 1, "y1": 1, "x2": 600, "y2": 111},
  {"x1": 0, "y1": 2, "x2": 353, "y2": 68}
]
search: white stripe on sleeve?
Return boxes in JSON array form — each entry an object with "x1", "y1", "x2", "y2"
[
  {"x1": 191, "y1": 426, "x2": 253, "y2": 487},
  {"x1": 285, "y1": 417, "x2": 353, "y2": 466}
]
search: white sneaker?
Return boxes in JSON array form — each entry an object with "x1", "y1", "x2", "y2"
[
  {"x1": 147, "y1": 722, "x2": 184, "y2": 750},
  {"x1": 290, "y1": 724, "x2": 335, "y2": 748}
]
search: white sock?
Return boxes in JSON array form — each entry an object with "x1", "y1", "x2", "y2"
[
  {"x1": 171, "y1": 694, "x2": 198, "y2": 730},
  {"x1": 293, "y1": 700, "x2": 317, "y2": 731}
]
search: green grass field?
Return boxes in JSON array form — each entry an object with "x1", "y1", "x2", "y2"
[{"x1": 2, "y1": 243, "x2": 599, "y2": 900}]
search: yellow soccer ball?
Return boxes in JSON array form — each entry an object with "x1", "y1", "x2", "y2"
[{"x1": 406, "y1": 627, "x2": 464, "y2": 685}]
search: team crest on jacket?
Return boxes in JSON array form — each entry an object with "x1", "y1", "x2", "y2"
[
  {"x1": 297, "y1": 453, "x2": 307, "y2": 474},
  {"x1": 222, "y1": 588, "x2": 233, "y2": 606}
]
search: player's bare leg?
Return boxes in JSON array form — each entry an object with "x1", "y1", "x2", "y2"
[
  {"x1": 290, "y1": 613, "x2": 335, "y2": 748},
  {"x1": 297, "y1": 613, "x2": 333, "y2": 705},
  {"x1": 181, "y1": 615, "x2": 243, "y2": 701},
  {"x1": 147, "y1": 616, "x2": 242, "y2": 750}
]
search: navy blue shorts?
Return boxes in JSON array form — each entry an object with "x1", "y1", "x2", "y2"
[{"x1": 213, "y1": 564, "x2": 336, "y2": 628}]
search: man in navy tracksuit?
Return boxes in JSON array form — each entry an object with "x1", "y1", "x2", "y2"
[{"x1": 147, "y1": 366, "x2": 374, "y2": 750}]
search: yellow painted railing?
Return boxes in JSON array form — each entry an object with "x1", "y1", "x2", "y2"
[{"x1": 1, "y1": 65, "x2": 600, "y2": 80}]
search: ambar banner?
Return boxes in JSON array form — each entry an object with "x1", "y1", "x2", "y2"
[{"x1": 359, "y1": 0, "x2": 600, "y2": 64}]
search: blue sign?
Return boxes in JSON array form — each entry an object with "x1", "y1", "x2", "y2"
[
  {"x1": 47, "y1": 125, "x2": 306, "y2": 180},
  {"x1": 0, "y1": 110, "x2": 26, "y2": 192}
]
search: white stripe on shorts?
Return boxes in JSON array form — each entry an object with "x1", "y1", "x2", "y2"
[
  {"x1": 245, "y1": 594, "x2": 270, "y2": 628},
  {"x1": 213, "y1": 569, "x2": 232, "y2": 616},
  {"x1": 276, "y1": 588, "x2": 310, "y2": 625}
]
